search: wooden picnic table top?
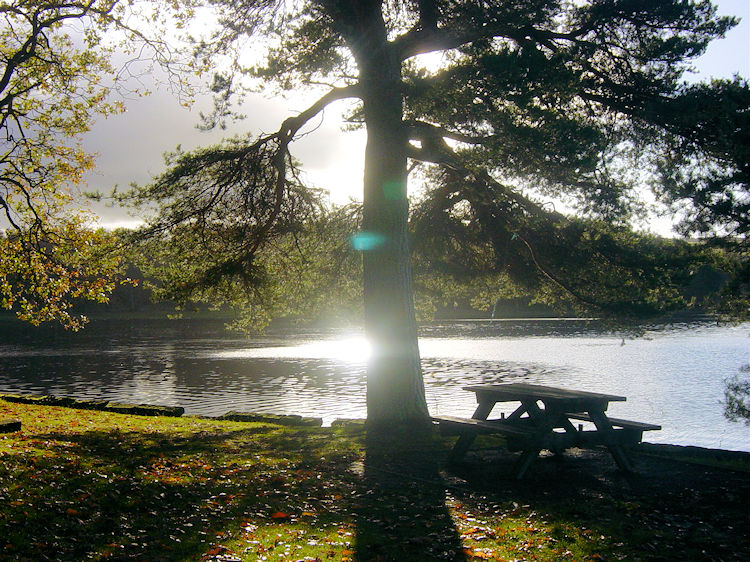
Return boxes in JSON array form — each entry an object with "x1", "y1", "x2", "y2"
[{"x1": 463, "y1": 383, "x2": 627, "y2": 405}]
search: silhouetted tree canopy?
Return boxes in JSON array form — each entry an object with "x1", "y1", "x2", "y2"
[{"x1": 125, "y1": 0, "x2": 749, "y2": 424}]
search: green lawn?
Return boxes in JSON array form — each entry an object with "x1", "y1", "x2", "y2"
[{"x1": 1, "y1": 400, "x2": 748, "y2": 561}]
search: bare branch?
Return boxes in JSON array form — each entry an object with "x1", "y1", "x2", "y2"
[
  {"x1": 277, "y1": 83, "x2": 362, "y2": 140},
  {"x1": 406, "y1": 120, "x2": 491, "y2": 146}
]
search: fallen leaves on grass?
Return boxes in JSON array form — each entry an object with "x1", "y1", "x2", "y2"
[
  {"x1": 461, "y1": 546, "x2": 494, "y2": 558},
  {"x1": 2, "y1": 401, "x2": 750, "y2": 561},
  {"x1": 0, "y1": 402, "x2": 364, "y2": 561}
]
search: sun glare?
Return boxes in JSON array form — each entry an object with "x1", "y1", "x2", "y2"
[
  {"x1": 310, "y1": 337, "x2": 372, "y2": 363},
  {"x1": 214, "y1": 336, "x2": 372, "y2": 363}
]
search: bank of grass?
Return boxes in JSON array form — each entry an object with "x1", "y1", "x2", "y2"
[{"x1": 1, "y1": 401, "x2": 748, "y2": 561}]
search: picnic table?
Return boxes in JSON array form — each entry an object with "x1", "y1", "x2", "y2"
[{"x1": 432, "y1": 383, "x2": 661, "y2": 479}]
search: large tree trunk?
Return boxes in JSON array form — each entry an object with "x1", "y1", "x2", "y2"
[{"x1": 353, "y1": 8, "x2": 429, "y2": 428}]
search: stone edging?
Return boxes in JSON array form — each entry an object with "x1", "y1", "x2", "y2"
[
  {"x1": 0, "y1": 393, "x2": 184, "y2": 417},
  {"x1": 217, "y1": 411, "x2": 323, "y2": 427},
  {"x1": 0, "y1": 419, "x2": 21, "y2": 433},
  {"x1": 0, "y1": 392, "x2": 331, "y2": 427}
]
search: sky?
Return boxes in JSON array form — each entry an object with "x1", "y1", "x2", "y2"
[{"x1": 83, "y1": 0, "x2": 750, "y2": 231}]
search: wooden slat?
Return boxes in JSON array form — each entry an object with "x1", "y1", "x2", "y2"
[
  {"x1": 464, "y1": 383, "x2": 627, "y2": 402},
  {"x1": 431, "y1": 415, "x2": 536, "y2": 438},
  {"x1": 575, "y1": 429, "x2": 647, "y2": 447},
  {"x1": 566, "y1": 412, "x2": 661, "y2": 431}
]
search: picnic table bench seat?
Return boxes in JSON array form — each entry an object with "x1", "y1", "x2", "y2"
[
  {"x1": 431, "y1": 415, "x2": 537, "y2": 439},
  {"x1": 564, "y1": 412, "x2": 661, "y2": 432},
  {"x1": 432, "y1": 415, "x2": 548, "y2": 462},
  {"x1": 432, "y1": 413, "x2": 648, "y2": 450}
]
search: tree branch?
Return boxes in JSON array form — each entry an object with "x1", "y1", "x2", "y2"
[
  {"x1": 404, "y1": 119, "x2": 563, "y2": 222},
  {"x1": 392, "y1": 18, "x2": 595, "y2": 62},
  {"x1": 277, "y1": 83, "x2": 362, "y2": 140},
  {"x1": 405, "y1": 119, "x2": 491, "y2": 146}
]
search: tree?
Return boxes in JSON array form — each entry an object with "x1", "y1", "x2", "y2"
[
  {"x1": 724, "y1": 365, "x2": 750, "y2": 425},
  {"x1": 0, "y1": 1, "x2": 121, "y2": 327},
  {"x1": 0, "y1": 0, "x2": 192, "y2": 328},
  {"x1": 129, "y1": 0, "x2": 748, "y2": 427}
]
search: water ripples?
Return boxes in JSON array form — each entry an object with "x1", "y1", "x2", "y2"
[{"x1": 0, "y1": 317, "x2": 747, "y2": 450}]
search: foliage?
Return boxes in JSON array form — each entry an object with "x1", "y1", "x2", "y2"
[
  {"x1": 0, "y1": 1, "x2": 125, "y2": 327},
  {"x1": 0, "y1": 221, "x2": 128, "y2": 329},
  {"x1": 127, "y1": 195, "x2": 363, "y2": 331},
  {"x1": 717, "y1": 253, "x2": 750, "y2": 320},
  {"x1": 644, "y1": 78, "x2": 750, "y2": 238},
  {"x1": 411, "y1": 177, "x2": 743, "y2": 318},
  {"x1": 724, "y1": 364, "x2": 750, "y2": 425},
  {"x1": 120, "y1": 1, "x2": 750, "y2": 424},
  {"x1": 0, "y1": 0, "x2": 196, "y2": 328},
  {"x1": 127, "y1": 1, "x2": 749, "y2": 323}
]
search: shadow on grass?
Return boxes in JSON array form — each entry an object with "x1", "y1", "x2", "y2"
[
  {"x1": 0, "y1": 424, "x2": 360, "y2": 560},
  {"x1": 435, "y1": 443, "x2": 750, "y2": 560},
  {"x1": 3, "y1": 415, "x2": 749, "y2": 561},
  {"x1": 1, "y1": 418, "x2": 470, "y2": 561},
  {"x1": 0, "y1": 418, "x2": 465, "y2": 561},
  {"x1": 353, "y1": 426, "x2": 467, "y2": 561}
]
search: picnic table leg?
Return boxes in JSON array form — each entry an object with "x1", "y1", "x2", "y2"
[
  {"x1": 513, "y1": 446, "x2": 541, "y2": 479},
  {"x1": 510, "y1": 400, "x2": 553, "y2": 477},
  {"x1": 447, "y1": 400, "x2": 497, "y2": 463},
  {"x1": 505, "y1": 403, "x2": 529, "y2": 422},
  {"x1": 472, "y1": 401, "x2": 496, "y2": 420},
  {"x1": 525, "y1": 401, "x2": 580, "y2": 455},
  {"x1": 448, "y1": 434, "x2": 476, "y2": 463},
  {"x1": 587, "y1": 410, "x2": 634, "y2": 472}
]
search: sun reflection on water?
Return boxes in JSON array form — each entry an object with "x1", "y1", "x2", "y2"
[{"x1": 212, "y1": 336, "x2": 372, "y2": 363}]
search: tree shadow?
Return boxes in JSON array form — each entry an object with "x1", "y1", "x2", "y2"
[
  {"x1": 0, "y1": 424, "x2": 358, "y2": 560},
  {"x1": 352, "y1": 425, "x2": 467, "y2": 561},
  {"x1": 436, "y1": 443, "x2": 750, "y2": 560},
  {"x1": 3, "y1": 418, "x2": 467, "y2": 561},
  {"x1": 7, "y1": 414, "x2": 746, "y2": 560}
]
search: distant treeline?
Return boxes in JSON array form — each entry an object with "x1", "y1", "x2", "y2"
[{"x1": 75, "y1": 258, "x2": 731, "y2": 325}]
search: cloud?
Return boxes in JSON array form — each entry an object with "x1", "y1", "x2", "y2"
[{"x1": 82, "y1": 81, "x2": 366, "y2": 227}]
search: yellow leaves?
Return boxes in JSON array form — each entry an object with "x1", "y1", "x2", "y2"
[
  {"x1": 461, "y1": 546, "x2": 494, "y2": 558},
  {"x1": 0, "y1": 220, "x2": 124, "y2": 329},
  {"x1": 1, "y1": 1, "x2": 133, "y2": 298}
]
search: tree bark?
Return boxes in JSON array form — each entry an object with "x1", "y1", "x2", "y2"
[{"x1": 351, "y1": 6, "x2": 429, "y2": 428}]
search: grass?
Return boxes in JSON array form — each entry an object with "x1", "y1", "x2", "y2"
[{"x1": 1, "y1": 400, "x2": 748, "y2": 561}]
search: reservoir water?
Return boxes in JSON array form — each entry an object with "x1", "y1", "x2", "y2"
[{"x1": 0, "y1": 317, "x2": 748, "y2": 452}]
